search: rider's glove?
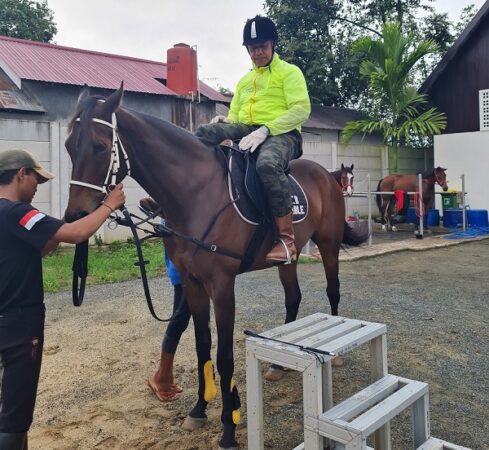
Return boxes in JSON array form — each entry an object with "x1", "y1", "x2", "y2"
[
  {"x1": 210, "y1": 115, "x2": 231, "y2": 124},
  {"x1": 238, "y1": 126, "x2": 269, "y2": 153}
]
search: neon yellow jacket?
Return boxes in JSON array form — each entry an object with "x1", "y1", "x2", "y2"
[{"x1": 228, "y1": 53, "x2": 311, "y2": 136}]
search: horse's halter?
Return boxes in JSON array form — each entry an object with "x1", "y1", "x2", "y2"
[
  {"x1": 70, "y1": 111, "x2": 131, "y2": 194},
  {"x1": 342, "y1": 173, "x2": 354, "y2": 196}
]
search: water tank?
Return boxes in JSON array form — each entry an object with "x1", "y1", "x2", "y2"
[{"x1": 166, "y1": 43, "x2": 198, "y2": 95}]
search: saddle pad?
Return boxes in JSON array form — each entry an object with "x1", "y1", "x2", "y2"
[{"x1": 228, "y1": 153, "x2": 308, "y2": 226}]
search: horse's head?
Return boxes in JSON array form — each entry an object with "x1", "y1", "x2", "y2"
[
  {"x1": 64, "y1": 83, "x2": 128, "y2": 222},
  {"x1": 434, "y1": 166, "x2": 448, "y2": 191},
  {"x1": 340, "y1": 163, "x2": 354, "y2": 197}
]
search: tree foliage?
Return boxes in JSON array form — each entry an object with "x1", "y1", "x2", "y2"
[
  {"x1": 0, "y1": 0, "x2": 57, "y2": 42},
  {"x1": 340, "y1": 23, "x2": 446, "y2": 171},
  {"x1": 264, "y1": 0, "x2": 477, "y2": 109}
]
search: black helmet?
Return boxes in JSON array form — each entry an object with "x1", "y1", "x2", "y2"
[{"x1": 242, "y1": 15, "x2": 278, "y2": 46}]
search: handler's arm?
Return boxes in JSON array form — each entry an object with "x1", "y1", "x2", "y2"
[{"x1": 48, "y1": 184, "x2": 125, "y2": 246}]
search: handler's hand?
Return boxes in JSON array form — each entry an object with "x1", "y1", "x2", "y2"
[
  {"x1": 238, "y1": 126, "x2": 269, "y2": 153},
  {"x1": 210, "y1": 115, "x2": 230, "y2": 124},
  {"x1": 104, "y1": 183, "x2": 126, "y2": 211}
]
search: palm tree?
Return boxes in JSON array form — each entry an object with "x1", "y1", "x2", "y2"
[{"x1": 341, "y1": 22, "x2": 446, "y2": 173}]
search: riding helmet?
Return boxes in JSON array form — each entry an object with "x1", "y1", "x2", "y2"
[{"x1": 242, "y1": 15, "x2": 278, "y2": 46}]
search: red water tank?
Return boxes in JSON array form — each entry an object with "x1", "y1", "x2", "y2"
[{"x1": 166, "y1": 43, "x2": 198, "y2": 95}]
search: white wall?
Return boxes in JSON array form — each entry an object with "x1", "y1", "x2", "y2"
[{"x1": 434, "y1": 131, "x2": 489, "y2": 213}]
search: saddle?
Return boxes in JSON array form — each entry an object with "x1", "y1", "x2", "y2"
[
  {"x1": 222, "y1": 144, "x2": 308, "y2": 225},
  {"x1": 218, "y1": 142, "x2": 308, "y2": 272}
]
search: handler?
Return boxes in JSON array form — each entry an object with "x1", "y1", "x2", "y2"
[
  {"x1": 195, "y1": 15, "x2": 311, "y2": 264},
  {"x1": 0, "y1": 149, "x2": 125, "y2": 450}
]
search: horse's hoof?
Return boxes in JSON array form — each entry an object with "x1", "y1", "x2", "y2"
[
  {"x1": 391, "y1": 226, "x2": 398, "y2": 232},
  {"x1": 181, "y1": 415, "x2": 207, "y2": 431},
  {"x1": 264, "y1": 366, "x2": 286, "y2": 381},
  {"x1": 381, "y1": 225, "x2": 387, "y2": 231},
  {"x1": 331, "y1": 355, "x2": 344, "y2": 367}
]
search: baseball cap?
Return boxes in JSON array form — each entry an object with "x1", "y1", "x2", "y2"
[{"x1": 0, "y1": 149, "x2": 54, "y2": 183}]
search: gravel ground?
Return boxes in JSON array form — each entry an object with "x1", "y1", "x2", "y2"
[{"x1": 30, "y1": 239, "x2": 489, "y2": 449}]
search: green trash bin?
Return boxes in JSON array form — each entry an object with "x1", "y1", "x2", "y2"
[{"x1": 441, "y1": 192, "x2": 458, "y2": 210}]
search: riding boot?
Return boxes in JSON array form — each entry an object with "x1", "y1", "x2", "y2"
[
  {"x1": 266, "y1": 213, "x2": 297, "y2": 265},
  {"x1": 139, "y1": 197, "x2": 161, "y2": 217},
  {"x1": 0, "y1": 431, "x2": 28, "y2": 450}
]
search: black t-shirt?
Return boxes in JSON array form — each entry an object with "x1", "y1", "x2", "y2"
[{"x1": 0, "y1": 199, "x2": 63, "y2": 314}]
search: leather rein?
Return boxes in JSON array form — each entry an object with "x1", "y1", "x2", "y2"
[{"x1": 69, "y1": 111, "x2": 242, "y2": 321}]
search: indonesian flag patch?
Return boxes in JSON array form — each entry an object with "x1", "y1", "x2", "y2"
[{"x1": 19, "y1": 209, "x2": 45, "y2": 231}]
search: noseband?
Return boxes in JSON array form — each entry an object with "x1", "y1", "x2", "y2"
[{"x1": 70, "y1": 111, "x2": 131, "y2": 194}]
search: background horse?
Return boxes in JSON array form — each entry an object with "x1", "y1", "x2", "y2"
[
  {"x1": 376, "y1": 167, "x2": 448, "y2": 230},
  {"x1": 64, "y1": 85, "x2": 368, "y2": 450},
  {"x1": 331, "y1": 163, "x2": 354, "y2": 196}
]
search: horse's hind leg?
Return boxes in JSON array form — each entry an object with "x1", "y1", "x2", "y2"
[
  {"x1": 279, "y1": 261, "x2": 302, "y2": 323},
  {"x1": 264, "y1": 262, "x2": 302, "y2": 381},
  {"x1": 312, "y1": 236, "x2": 341, "y2": 315}
]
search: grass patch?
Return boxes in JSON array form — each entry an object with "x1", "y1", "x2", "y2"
[
  {"x1": 43, "y1": 239, "x2": 166, "y2": 293},
  {"x1": 43, "y1": 239, "x2": 321, "y2": 294}
]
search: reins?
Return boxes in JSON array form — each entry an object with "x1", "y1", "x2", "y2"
[{"x1": 69, "y1": 111, "x2": 244, "y2": 320}]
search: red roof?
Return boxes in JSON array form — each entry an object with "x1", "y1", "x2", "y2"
[{"x1": 0, "y1": 36, "x2": 229, "y2": 102}]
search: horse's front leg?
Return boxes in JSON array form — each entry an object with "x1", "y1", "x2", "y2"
[
  {"x1": 182, "y1": 280, "x2": 215, "y2": 431},
  {"x1": 213, "y1": 277, "x2": 240, "y2": 450}
]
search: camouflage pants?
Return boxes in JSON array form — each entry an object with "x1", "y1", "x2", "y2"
[{"x1": 195, "y1": 123, "x2": 302, "y2": 217}]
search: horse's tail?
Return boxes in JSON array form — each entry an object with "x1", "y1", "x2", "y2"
[
  {"x1": 342, "y1": 221, "x2": 369, "y2": 246},
  {"x1": 375, "y1": 179, "x2": 383, "y2": 214}
]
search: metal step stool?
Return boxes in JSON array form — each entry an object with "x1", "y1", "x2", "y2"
[
  {"x1": 245, "y1": 313, "x2": 389, "y2": 450},
  {"x1": 416, "y1": 437, "x2": 471, "y2": 450}
]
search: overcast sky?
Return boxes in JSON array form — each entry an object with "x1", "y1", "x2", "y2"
[{"x1": 46, "y1": 0, "x2": 485, "y2": 91}]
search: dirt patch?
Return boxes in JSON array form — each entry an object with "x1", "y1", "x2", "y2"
[{"x1": 31, "y1": 240, "x2": 489, "y2": 449}]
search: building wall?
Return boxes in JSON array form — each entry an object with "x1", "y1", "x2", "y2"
[
  {"x1": 1, "y1": 117, "x2": 436, "y2": 242},
  {"x1": 428, "y1": 17, "x2": 489, "y2": 134},
  {"x1": 434, "y1": 131, "x2": 489, "y2": 213},
  {"x1": 302, "y1": 129, "x2": 432, "y2": 217}
]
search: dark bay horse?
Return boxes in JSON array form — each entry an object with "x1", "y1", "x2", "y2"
[
  {"x1": 64, "y1": 85, "x2": 368, "y2": 449},
  {"x1": 331, "y1": 163, "x2": 354, "y2": 196},
  {"x1": 376, "y1": 167, "x2": 448, "y2": 230}
]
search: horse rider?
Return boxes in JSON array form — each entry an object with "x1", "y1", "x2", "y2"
[
  {"x1": 0, "y1": 149, "x2": 125, "y2": 450},
  {"x1": 195, "y1": 15, "x2": 311, "y2": 264}
]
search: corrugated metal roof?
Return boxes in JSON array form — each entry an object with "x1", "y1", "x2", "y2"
[
  {"x1": 0, "y1": 68, "x2": 45, "y2": 112},
  {"x1": 0, "y1": 36, "x2": 229, "y2": 102}
]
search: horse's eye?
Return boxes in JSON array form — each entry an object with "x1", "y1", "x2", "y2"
[{"x1": 94, "y1": 143, "x2": 107, "y2": 153}]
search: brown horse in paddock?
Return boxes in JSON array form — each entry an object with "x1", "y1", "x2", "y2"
[
  {"x1": 331, "y1": 163, "x2": 354, "y2": 196},
  {"x1": 63, "y1": 85, "x2": 368, "y2": 450},
  {"x1": 376, "y1": 167, "x2": 448, "y2": 230}
]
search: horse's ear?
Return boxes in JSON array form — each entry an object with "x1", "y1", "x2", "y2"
[
  {"x1": 103, "y1": 82, "x2": 124, "y2": 114},
  {"x1": 76, "y1": 84, "x2": 90, "y2": 106},
  {"x1": 341, "y1": 163, "x2": 345, "y2": 170},
  {"x1": 351, "y1": 163, "x2": 354, "y2": 170}
]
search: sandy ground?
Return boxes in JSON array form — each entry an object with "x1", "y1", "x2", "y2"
[{"x1": 30, "y1": 239, "x2": 489, "y2": 449}]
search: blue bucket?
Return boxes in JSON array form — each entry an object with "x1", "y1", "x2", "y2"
[
  {"x1": 467, "y1": 209, "x2": 489, "y2": 228},
  {"x1": 406, "y1": 207, "x2": 418, "y2": 224},
  {"x1": 427, "y1": 209, "x2": 440, "y2": 226},
  {"x1": 443, "y1": 208, "x2": 464, "y2": 228}
]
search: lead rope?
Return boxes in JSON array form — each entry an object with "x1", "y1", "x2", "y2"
[{"x1": 72, "y1": 240, "x2": 88, "y2": 306}]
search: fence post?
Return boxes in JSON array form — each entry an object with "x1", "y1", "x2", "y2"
[
  {"x1": 368, "y1": 173, "x2": 372, "y2": 246},
  {"x1": 461, "y1": 174, "x2": 466, "y2": 231},
  {"x1": 418, "y1": 173, "x2": 424, "y2": 239}
]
